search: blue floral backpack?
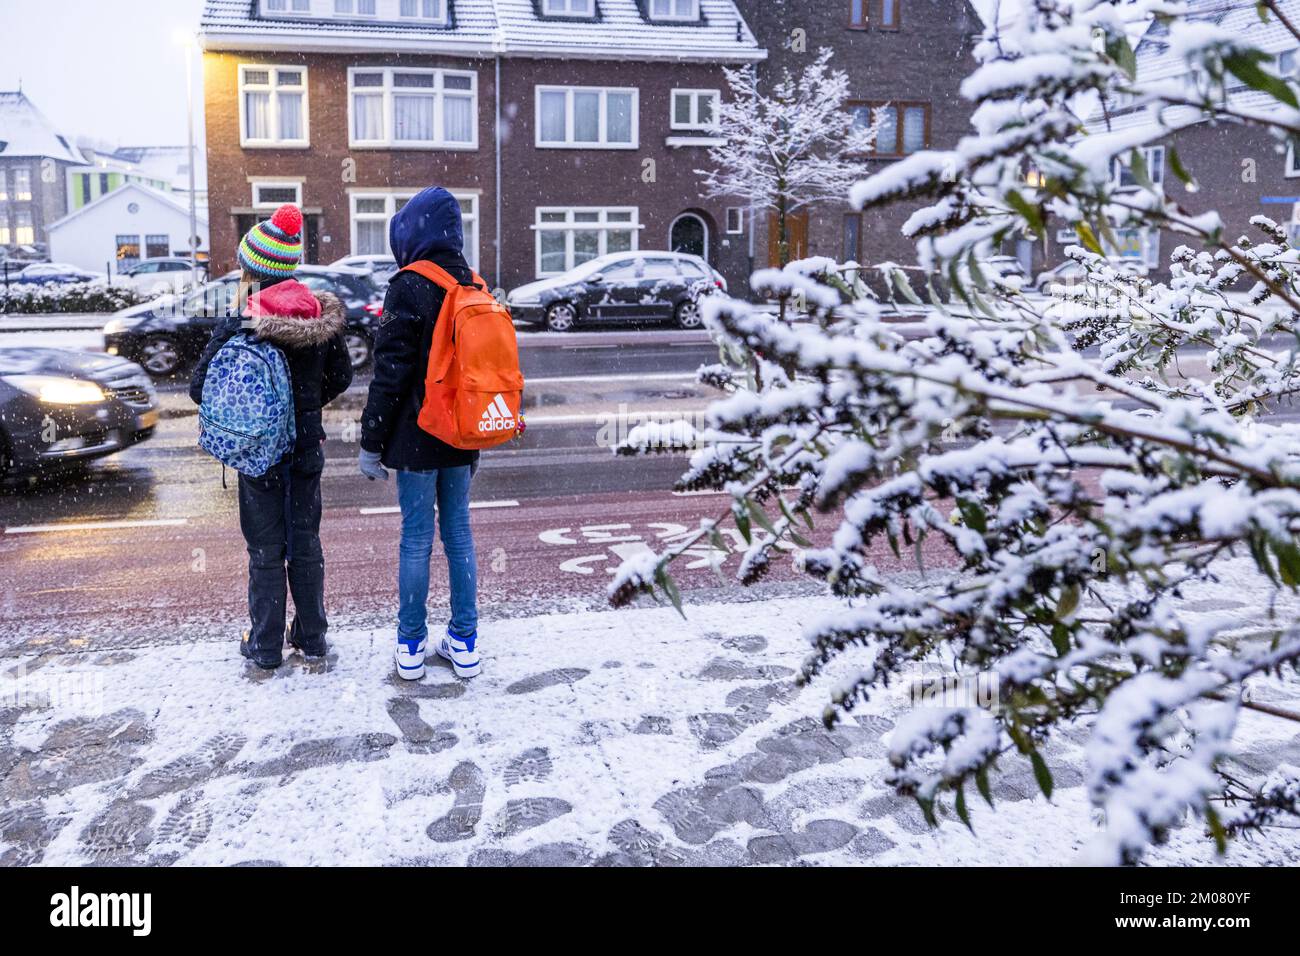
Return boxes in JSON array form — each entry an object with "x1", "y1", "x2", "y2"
[{"x1": 198, "y1": 333, "x2": 295, "y2": 478}]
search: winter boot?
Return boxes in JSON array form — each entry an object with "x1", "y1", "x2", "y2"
[
  {"x1": 436, "y1": 626, "x2": 481, "y2": 679},
  {"x1": 240, "y1": 629, "x2": 283, "y2": 670},
  {"x1": 288, "y1": 620, "x2": 328, "y2": 659},
  {"x1": 395, "y1": 635, "x2": 427, "y2": 681}
]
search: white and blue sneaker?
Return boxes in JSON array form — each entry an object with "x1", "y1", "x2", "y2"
[
  {"x1": 395, "y1": 635, "x2": 427, "y2": 681},
  {"x1": 437, "y1": 627, "x2": 481, "y2": 679}
]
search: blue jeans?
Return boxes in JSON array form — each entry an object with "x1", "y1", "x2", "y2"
[{"x1": 396, "y1": 465, "x2": 477, "y2": 644}]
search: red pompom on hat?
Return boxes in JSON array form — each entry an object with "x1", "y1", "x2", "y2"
[{"x1": 270, "y1": 203, "x2": 303, "y2": 238}]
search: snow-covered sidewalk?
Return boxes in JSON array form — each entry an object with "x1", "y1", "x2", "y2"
[{"x1": 2, "y1": 594, "x2": 1298, "y2": 866}]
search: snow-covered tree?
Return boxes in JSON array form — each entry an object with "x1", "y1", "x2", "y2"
[
  {"x1": 697, "y1": 47, "x2": 879, "y2": 272},
  {"x1": 614, "y1": 0, "x2": 1300, "y2": 863}
]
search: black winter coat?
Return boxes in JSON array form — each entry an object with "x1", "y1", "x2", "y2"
[
  {"x1": 189, "y1": 291, "x2": 354, "y2": 448},
  {"x1": 359, "y1": 253, "x2": 479, "y2": 472}
]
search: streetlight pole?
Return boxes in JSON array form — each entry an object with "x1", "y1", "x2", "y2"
[{"x1": 180, "y1": 32, "x2": 198, "y2": 286}]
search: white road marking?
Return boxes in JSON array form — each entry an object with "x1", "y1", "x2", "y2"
[
  {"x1": 523, "y1": 372, "x2": 698, "y2": 385},
  {"x1": 359, "y1": 499, "x2": 520, "y2": 515},
  {"x1": 524, "y1": 409, "x2": 705, "y2": 425},
  {"x1": 4, "y1": 518, "x2": 190, "y2": 535}
]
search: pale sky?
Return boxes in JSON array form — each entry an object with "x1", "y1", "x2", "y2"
[{"x1": 0, "y1": 0, "x2": 208, "y2": 148}]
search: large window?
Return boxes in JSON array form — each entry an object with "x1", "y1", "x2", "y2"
[
  {"x1": 543, "y1": 0, "x2": 594, "y2": 15},
  {"x1": 671, "y1": 89, "x2": 720, "y2": 131},
  {"x1": 146, "y1": 235, "x2": 171, "y2": 259},
  {"x1": 13, "y1": 209, "x2": 33, "y2": 245},
  {"x1": 350, "y1": 191, "x2": 479, "y2": 270},
  {"x1": 12, "y1": 167, "x2": 32, "y2": 201},
  {"x1": 534, "y1": 207, "x2": 639, "y2": 275},
  {"x1": 0, "y1": 170, "x2": 7, "y2": 201},
  {"x1": 536, "y1": 86, "x2": 638, "y2": 148},
  {"x1": 648, "y1": 0, "x2": 698, "y2": 21},
  {"x1": 239, "y1": 65, "x2": 309, "y2": 147},
  {"x1": 349, "y1": 67, "x2": 477, "y2": 149},
  {"x1": 0, "y1": 211, "x2": 9, "y2": 246},
  {"x1": 851, "y1": 101, "x2": 929, "y2": 156}
]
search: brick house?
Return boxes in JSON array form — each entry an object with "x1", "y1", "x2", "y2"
[
  {"x1": 734, "y1": 0, "x2": 982, "y2": 272},
  {"x1": 1035, "y1": 0, "x2": 1300, "y2": 284},
  {"x1": 0, "y1": 90, "x2": 84, "y2": 256},
  {"x1": 198, "y1": 0, "x2": 766, "y2": 292}
]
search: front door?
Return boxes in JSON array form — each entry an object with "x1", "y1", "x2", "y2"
[
  {"x1": 767, "y1": 211, "x2": 808, "y2": 267},
  {"x1": 670, "y1": 214, "x2": 707, "y2": 259}
]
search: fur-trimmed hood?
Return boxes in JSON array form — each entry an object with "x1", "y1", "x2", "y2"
[{"x1": 245, "y1": 282, "x2": 346, "y2": 349}]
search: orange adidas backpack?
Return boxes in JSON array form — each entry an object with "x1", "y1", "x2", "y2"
[{"x1": 402, "y1": 260, "x2": 525, "y2": 450}]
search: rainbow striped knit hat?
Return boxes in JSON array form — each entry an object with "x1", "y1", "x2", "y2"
[{"x1": 238, "y1": 204, "x2": 303, "y2": 280}]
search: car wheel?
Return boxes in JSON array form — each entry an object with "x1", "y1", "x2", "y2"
[
  {"x1": 546, "y1": 301, "x2": 577, "y2": 332},
  {"x1": 138, "y1": 334, "x2": 184, "y2": 378},
  {"x1": 675, "y1": 298, "x2": 703, "y2": 330},
  {"x1": 345, "y1": 329, "x2": 373, "y2": 370}
]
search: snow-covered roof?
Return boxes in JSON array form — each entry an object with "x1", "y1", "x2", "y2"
[
  {"x1": 1085, "y1": 0, "x2": 1300, "y2": 135},
  {"x1": 111, "y1": 145, "x2": 208, "y2": 193},
  {"x1": 46, "y1": 181, "x2": 208, "y2": 233},
  {"x1": 200, "y1": 0, "x2": 763, "y2": 62},
  {"x1": 0, "y1": 91, "x2": 84, "y2": 163}
]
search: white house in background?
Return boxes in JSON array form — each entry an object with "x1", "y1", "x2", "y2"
[{"x1": 46, "y1": 181, "x2": 209, "y2": 275}]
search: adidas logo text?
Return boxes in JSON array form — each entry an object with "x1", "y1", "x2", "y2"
[{"x1": 479, "y1": 393, "x2": 516, "y2": 433}]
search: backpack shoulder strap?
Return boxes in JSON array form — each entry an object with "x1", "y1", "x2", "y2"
[{"x1": 402, "y1": 260, "x2": 461, "y2": 290}]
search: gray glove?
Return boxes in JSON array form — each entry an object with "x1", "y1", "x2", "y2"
[{"x1": 359, "y1": 449, "x2": 388, "y2": 481}]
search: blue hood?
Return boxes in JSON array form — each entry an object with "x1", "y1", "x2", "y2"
[{"x1": 389, "y1": 186, "x2": 465, "y2": 268}]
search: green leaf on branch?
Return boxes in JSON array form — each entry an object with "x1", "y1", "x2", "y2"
[
  {"x1": 1106, "y1": 33, "x2": 1138, "y2": 80},
  {"x1": 1005, "y1": 189, "x2": 1045, "y2": 240},
  {"x1": 1224, "y1": 50, "x2": 1299, "y2": 109},
  {"x1": 1076, "y1": 221, "x2": 1104, "y2": 256},
  {"x1": 976, "y1": 764, "x2": 994, "y2": 808},
  {"x1": 1029, "y1": 749, "x2": 1054, "y2": 800},
  {"x1": 654, "y1": 564, "x2": 685, "y2": 618},
  {"x1": 1168, "y1": 145, "x2": 1197, "y2": 189}
]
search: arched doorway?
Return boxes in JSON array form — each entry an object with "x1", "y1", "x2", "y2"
[{"x1": 670, "y1": 212, "x2": 708, "y2": 260}]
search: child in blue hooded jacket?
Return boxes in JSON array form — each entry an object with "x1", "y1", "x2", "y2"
[{"x1": 358, "y1": 186, "x2": 482, "y2": 681}]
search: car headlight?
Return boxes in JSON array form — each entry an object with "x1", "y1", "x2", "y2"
[
  {"x1": 103, "y1": 316, "x2": 143, "y2": 336},
  {"x1": 2, "y1": 375, "x2": 107, "y2": 405}
]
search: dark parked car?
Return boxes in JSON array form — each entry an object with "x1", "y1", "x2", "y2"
[
  {"x1": 0, "y1": 348, "x2": 158, "y2": 479},
  {"x1": 506, "y1": 252, "x2": 726, "y2": 332},
  {"x1": 103, "y1": 265, "x2": 385, "y2": 378}
]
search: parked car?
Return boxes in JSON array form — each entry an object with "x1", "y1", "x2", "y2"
[
  {"x1": 329, "y1": 253, "x2": 399, "y2": 279},
  {"x1": 507, "y1": 252, "x2": 726, "y2": 332},
  {"x1": 8, "y1": 262, "x2": 107, "y2": 286},
  {"x1": 0, "y1": 348, "x2": 158, "y2": 479},
  {"x1": 1032, "y1": 257, "x2": 1148, "y2": 292},
  {"x1": 116, "y1": 257, "x2": 205, "y2": 297},
  {"x1": 102, "y1": 264, "x2": 385, "y2": 378}
]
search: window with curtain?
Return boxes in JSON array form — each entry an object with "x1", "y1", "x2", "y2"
[
  {"x1": 239, "y1": 65, "x2": 309, "y2": 146},
  {"x1": 351, "y1": 192, "x2": 479, "y2": 267},
  {"x1": 533, "y1": 207, "x2": 639, "y2": 275},
  {"x1": 543, "y1": 0, "x2": 595, "y2": 15},
  {"x1": 851, "y1": 101, "x2": 929, "y2": 156},
  {"x1": 0, "y1": 211, "x2": 9, "y2": 246},
  {"x1": 400, "y1": 0, "x2": 442, "y2": 16},
  {"x1": 670, "y1": 89, "x2": 720, "y2": 130},
  {"x1": 14, "y1": 210, "x2": 33, "y2": 245},
  {"x1": 535, "y1": 86, "x2": 638, "y2": 148},
  {"x1": 349, "y1": 68, "x2": 477, "y2": 148}
]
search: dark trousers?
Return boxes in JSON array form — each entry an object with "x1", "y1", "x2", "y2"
[{"x1": 237, "y1": 443, "x2": 326, "y2": 660}]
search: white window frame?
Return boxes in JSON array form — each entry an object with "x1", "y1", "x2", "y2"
[
  {"x1": 670, "y1": 88, "x2": 720, "y2": 132},
  {"x1": 250, "y1": 178, "x2": 304, "y2": 209},
  {"x1": 12, "y1": 167, "x2": 32, "y2": 202},
  {"x1": 348, "y1": 189, "x2": 480, "y2": 270},
  {"x1": 261, "y1": 0, "x2": 310, "y2": 13},
  {"x1": 14, "y1": 209, "x2": 35, "y2": 246},
  {"x1": 333, "y1": 0, "x2": 377, "y2": 16},
  {"x1": 725, "y1": 207, "x2": 744, "y2": 234},
  {"x1": 347, "y1": 67, "x2": 478, "y2": 150},
  {"x1": 0, "y1": 210, "x2": 9, "y2": 246},
  {"x1": 1111, "y1": 145, "x2": 1165, "y2": 189},
  {"x1": 542, "y1": 0, "x2": 595, "y2": 15},
  {"x1": 532, "y1": 206, "x2": 641, "y2": 277},
  {"x1": 535, "y1": 86, "x2": 639, "y2": 150},
  {"x1": 238, "y1": 64, "x2": 310, "y2": 149},
  {"x1": 1287, "y1": 142, "x2": 1300, "y2": 178},
  {"x1": 648, "y1": 0, "x2": 699, "y2": 21}
]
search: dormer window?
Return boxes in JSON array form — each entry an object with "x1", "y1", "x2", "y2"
[
  {"x1": 334, "y1": 0, "x2": 377, "y2": 15},
  {"x1": 264, "y1": 0, "x2": 310, "y2": 12},
  {"x1": 400, "y1": 0, "x2": 443, "y2": 16},
  {"x1": 648, "y1": 0, "x2": 699, "y2": 22},
  {"x1": 544, "y1": 0, "x2": 596, "y2": 16}
]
